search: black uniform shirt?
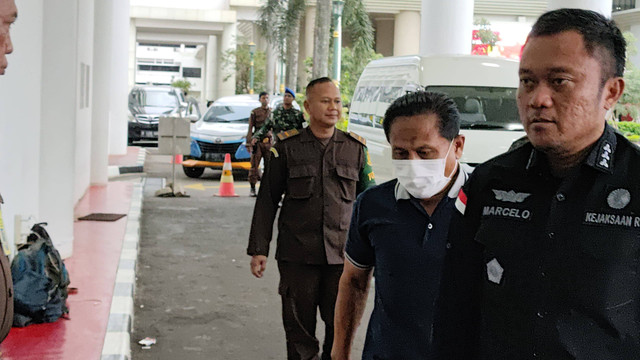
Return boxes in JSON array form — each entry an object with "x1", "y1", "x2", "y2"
[{"x1": 440, "y1": 124, "x2": 640, "y2": 359}]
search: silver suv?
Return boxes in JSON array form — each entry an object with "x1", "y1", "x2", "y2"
[{"x1": 127, "y1": 85, "x2": 200, "y2": 144}]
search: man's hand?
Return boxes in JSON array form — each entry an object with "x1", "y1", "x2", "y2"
[
  {"x1": 251, "y1": 138, "x2": 258, "y2": 146},
  {"x1": 250, "y1": 255, "x2": 267, "y2": 278}
]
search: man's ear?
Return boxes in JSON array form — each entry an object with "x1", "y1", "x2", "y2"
[
  {"x1": 304, "y1": 99, "x2": 310, "y2": 114},
  {"x1": 454, "y1": 134, "x2": 465, "y2": 159},
  {"x1": 603, "y1": 77, "x2": 625, "y2": 110}
]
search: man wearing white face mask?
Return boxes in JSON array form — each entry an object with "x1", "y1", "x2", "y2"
[{"x1": 332, "y1": 91, "x2": 469, "y2": 359}]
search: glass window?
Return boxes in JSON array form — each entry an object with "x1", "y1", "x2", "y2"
[
  {"x1": 426, "y1": 86, "x2": 523, "y2": 130},
  {"x1": 202, "y1": 105, "x2": 254, "y2": 123},
  {"x1": 140, "y1": 90, "x2": 179, "y2": 107}
]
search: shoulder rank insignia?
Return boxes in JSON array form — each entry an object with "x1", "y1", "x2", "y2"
[
  {"x1": 270, "y1": 147, "x2": 279, "y2": 158},
  {"x1": 348, "y1": 131, "x2": 367, "y2": 146},
  {"x1": 277, "y1": 128, "x2": 300, "y2": 141}
]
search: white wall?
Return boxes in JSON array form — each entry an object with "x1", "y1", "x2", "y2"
[
  {"x1": 0, "y1": 0, "x2": 44, "y2": 255},
  {"x1": 39, "y1": 0, "x2": 82, "y2": 257},
  {"x1": 130, "y1": 0, "x2": 229, "y2": 10},
  {"x1": 75, "y1": 0, "x2": 95, "y2": 202}
]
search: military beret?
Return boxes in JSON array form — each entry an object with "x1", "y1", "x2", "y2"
[{"x1": 285, "y1": 87, "x2": 295, "y2": 98}]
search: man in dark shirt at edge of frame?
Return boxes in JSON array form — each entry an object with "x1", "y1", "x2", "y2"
[
  {"x1": 247, "y1": 77, "x2": 375, "y2": 360},
  {"x1": 332, "y1": 91, "x2": 470, "y2": 360},
  {"x1": 437, "y1": 8, "x2": 639, "y2": 360}
]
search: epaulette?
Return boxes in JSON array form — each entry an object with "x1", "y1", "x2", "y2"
[
  {"x1": 277, "y1": 128, "x2": 300, "y2": 141},
  {"x1": 348, "y1": 131, "x2": 367, "y2": 146}
]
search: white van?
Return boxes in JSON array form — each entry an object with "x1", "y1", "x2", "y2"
[{"x1": 348, "y1": 55, "x2": 525, "y2": 182}]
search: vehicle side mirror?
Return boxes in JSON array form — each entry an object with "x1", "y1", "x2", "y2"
[{"x1": 188, "y1": 114, "x2": 199, "y2": 123}]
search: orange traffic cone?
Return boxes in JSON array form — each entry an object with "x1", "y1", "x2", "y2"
[{"x1": 216, "y1": 153, "x2": 239, "y2": 197}]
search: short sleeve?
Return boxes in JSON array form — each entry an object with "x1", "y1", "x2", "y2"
[{"x1": 345, "y1": 194, "x2": 375, "y2": 269}]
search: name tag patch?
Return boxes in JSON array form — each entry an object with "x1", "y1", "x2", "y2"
[
  {"x1": 584, "y1": 212, "x2": 640, "y2": 228},
  {"x1": 482, "y1": 206, "x2": 531, "y2": 220}
]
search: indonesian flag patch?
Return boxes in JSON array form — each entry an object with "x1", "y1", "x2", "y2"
[{"x1": 455, "y1": 189, "x2": 467, "y2": 215}]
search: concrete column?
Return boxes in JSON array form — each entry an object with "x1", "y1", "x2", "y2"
[
  {"x1": 128, "y1": 19, "x2": 137, "y2": 89},
  {"x1": 301, "y1": 6, "x2": 316, "y2": 85},
  {"x1": 91, "y1": 0, "x2": 114, "y2": 185},
  {"x1": 40, "y1": 0, "x2": 80, "y2": 258},
  {"x1": 205, "y1": 35, "x2": 218, "y2": 102},
  {"x1": 375, "y1": 18, "x2": 394, "y2": 57},
  {"x1": 266, "y1": 45, "x2": 277, "y2": 94},
  {"x1": 394, "y1": 11, "x2": 421, "y2": 56},
  {"x1": 74, "y1": 0, "x2": 95, "y2": 203},
  {"x1": 0, "y1": 0, "x2": 44, "y2": 254},
  {"x1": 219, "y1": 23, "x2": 237, "y2": 97},
  {"x1": 548, "y1": 0, "x2": 612, "y2": 17},
  {"x1": 420, "y1": 0, "x2": 474, "y2": 56},
  {"x1": 108, "y1": 0, "x2": 130, "y2": 156}
]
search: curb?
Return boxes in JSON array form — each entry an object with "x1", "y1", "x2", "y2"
[
  {"x1": 100, "y1": 179, "x2": 144, "y2": 360},
  {"x1": 108, "y1": 149, "x2": 147, "y2": 179}
]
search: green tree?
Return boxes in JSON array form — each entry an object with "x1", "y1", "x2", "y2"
[
  {"x1": 260, "y1": 0, "x2": 375, "y2": 91},
  {"x1": 221, "y1": 38, "x2": 267, "y2": 94},
  {"x1": 339, "y1": 47, "x2": 382, "y2": 105},
  {"x1": 474, "y1": 18, "x2": 499, "y2": 48},
  {"x1": 614, "y1": 32, "x2": 640, "y2": 120},
  {"x1": 171, "y1": 79, "x2": 192, "y2": 94}
]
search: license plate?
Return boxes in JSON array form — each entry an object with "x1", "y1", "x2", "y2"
[
  {"x1": 203, "y1": 153, "x2": 225, "y2": 162},
  {"x1": 142, "y1": 130, "x2": 158, "y2": 138}
]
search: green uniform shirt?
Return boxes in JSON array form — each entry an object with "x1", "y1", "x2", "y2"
[{"x1": 252, "y1": 106, "x2": 306, "y2": 141}]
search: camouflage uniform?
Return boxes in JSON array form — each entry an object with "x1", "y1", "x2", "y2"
[{"x1": 252, "y1": 106, "x2": 306, "y2": 142}]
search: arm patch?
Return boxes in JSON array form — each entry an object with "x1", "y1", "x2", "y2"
[
  {"x1": 276, "y1": 128, "x2": 300, "y2": 141},
  {"x1": 348, "y1": 131, "x2": 367, "y2": 146}
]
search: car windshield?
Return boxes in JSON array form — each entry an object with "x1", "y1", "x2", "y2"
[
  {"x1": 140, "y1": 90, "x2": 179, "y2": 107},
  {"x1": 203, "y1": 105, "x2": 254, "y2": 123},
  {"x1": 426, "y1": 86, "x2": 523, "y2": 131}
]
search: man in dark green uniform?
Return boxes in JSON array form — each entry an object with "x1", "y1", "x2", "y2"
[
  {"x1": 247, "y1": 77, "x2": 375, "y2": 360},
  {"x1": 252, "y1": 87, "x2": 306, "y2": 143}
]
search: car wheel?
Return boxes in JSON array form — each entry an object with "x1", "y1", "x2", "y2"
[{"x1": 183, "y1": 166, "x2": 204, "y2": 178}]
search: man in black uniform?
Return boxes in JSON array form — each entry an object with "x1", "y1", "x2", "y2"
[
  {"x1": 438, "y1": 9, "x2": 639, "y2": 359},
  {"x1": 247, "y1": 77, "x2": 375, "y2": 360}
]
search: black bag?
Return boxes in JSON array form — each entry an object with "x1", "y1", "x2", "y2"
[{"x1": 11, "y1": 223, "x2": 70, "y2": 327}]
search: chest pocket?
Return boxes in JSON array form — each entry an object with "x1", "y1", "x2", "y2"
[
  {"x1": 288, "y1": 165, "x2": 315, "y2": 199},
  {"x1": 336, "y1": 165, "x2": 359, "y2": 201}
]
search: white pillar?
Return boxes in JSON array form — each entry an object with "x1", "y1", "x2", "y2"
[
  {"x1": 40, "y1": 0, "x2": 80, "y2": 258},
  {"x1": 108, "y1": 0, "x2": 130, "y2": 156},
  {"x1": 0, "y1": 0, "x2": 44, "y2": 254},
  {"x1": 301, "y1": 6, "x2": 316, "y2": 85},
  {"x1": 91, "y1": 0, "x2": 114, "y2": 185},
  {"x1": 74, "y1": 0, "x2": 95, "y2": 202},
  {"x1": 219, "y1": 23, "x2": 237, "y2": 97},
  {"x1": 205, "y1": 35, "x2": 218, "y2": 102},
  {"x1": 128, "y1": 19, "x2": 137, "y2": 89},
  {"x1": 548, "y1": 0, "x2": 612, "y2": 18},
  {"x1": 394, "y1": 11, "x2": 421, "y2": 56},
  {"x1": 420, "y1": 0, "x2": 474, "y2": 56},
  {"x1": 266, "y1": 45, "x2": 277, "y2": 94}
]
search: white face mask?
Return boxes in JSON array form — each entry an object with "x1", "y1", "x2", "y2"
[{"x1": 392, "y1": 141, "x2": 457, "y2": 199}]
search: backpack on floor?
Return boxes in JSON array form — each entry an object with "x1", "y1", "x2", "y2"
[{"x1": 11, "y1": 223, "x2": 70, "y2": 327}]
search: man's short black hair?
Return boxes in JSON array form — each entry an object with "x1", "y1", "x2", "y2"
[
  {"x1": 383, "y1": 91, "x2": 461, "y2": 142},
  {"x1": 259, "y1": 91, "x2": 268, "y2": 99},
  {"x1": 529, "y1": 8, "x2": 626, "y2": 83},
  {"x1": 306, "y1": 77, "x2": 334, "y2": 97}
]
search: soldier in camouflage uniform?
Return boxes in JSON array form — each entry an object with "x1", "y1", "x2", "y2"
[{"x1": 252, "y1": 87, "x2": 305, "y2": 144}]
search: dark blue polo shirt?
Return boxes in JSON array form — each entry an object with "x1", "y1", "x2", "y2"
[{"x1": 345, "y1": 166, "x2": 469, "y2": 359}]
